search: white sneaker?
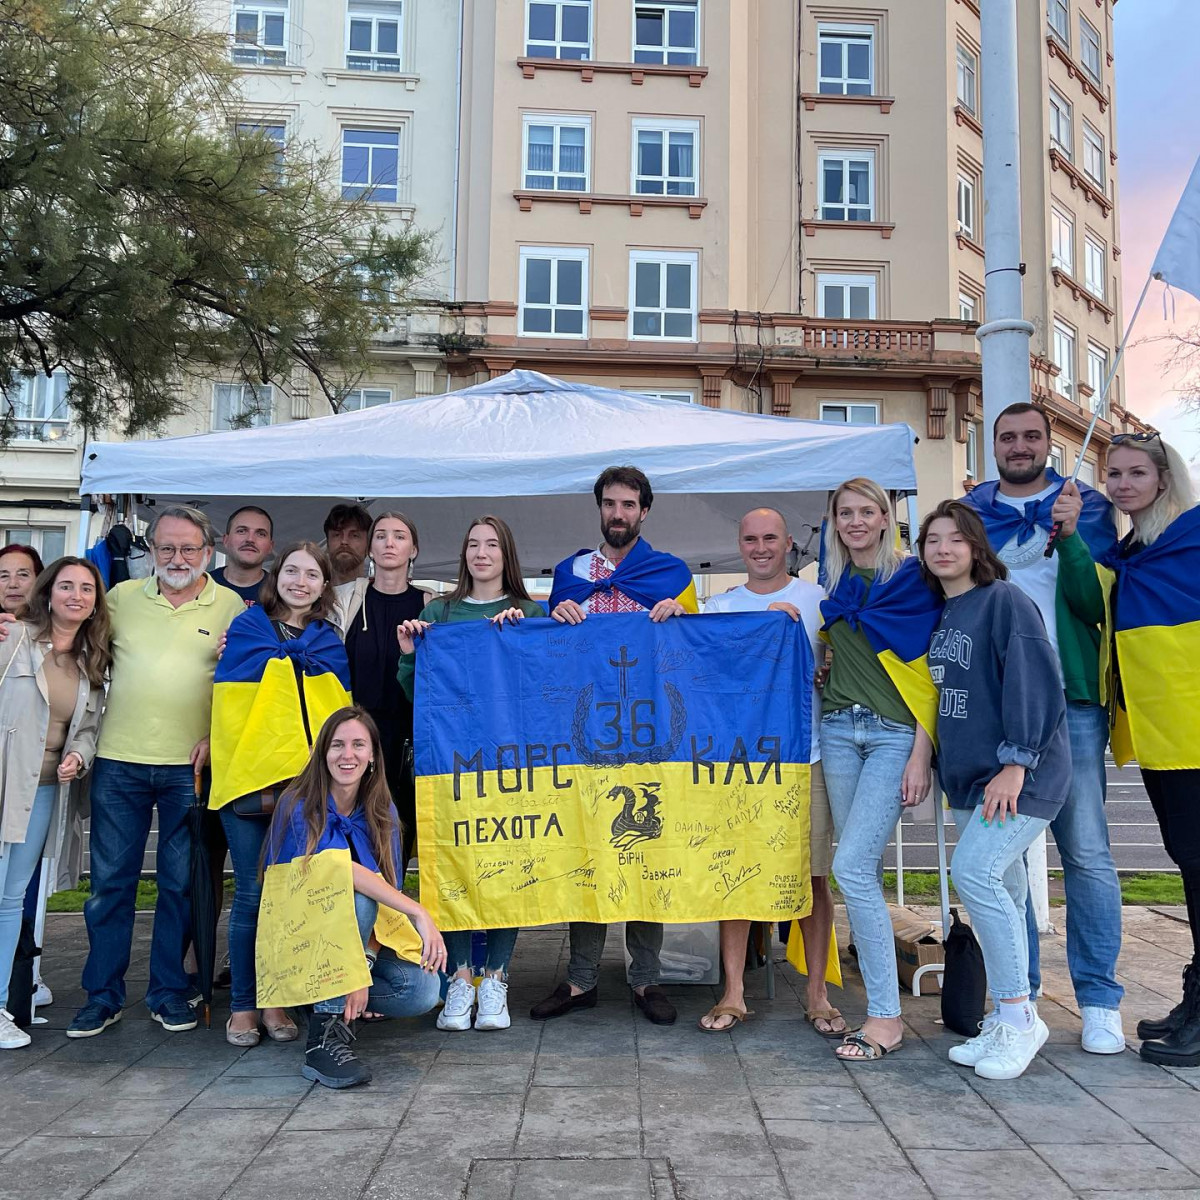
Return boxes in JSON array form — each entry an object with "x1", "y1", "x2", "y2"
[
  {"x1": 974, "y1": 1017, "x2": 1049, "y2": 1080},
  {"x1": 437, "y1": 977, "x2": 475, "y2": 1031},
  {"x1": 475, "y1": 976, "x2": 511, "y2": 1031},
  {"x1": 33, "y1": 982, "x2": 53, "y2": 1008},
  {"x1": 0, "y1": 1008, "x2": 31, "y2": 1050},
  {"x1": 1081, "y1": 1005, "x2": 1126, "y2": 1055},
  {"x1": 948, "y1": 1011, "x2": 1002, "y2": 1067}
]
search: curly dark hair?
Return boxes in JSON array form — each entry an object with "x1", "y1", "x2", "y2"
[{"x1": 593, "y1": 466, "x2": 653, "y2": 510}]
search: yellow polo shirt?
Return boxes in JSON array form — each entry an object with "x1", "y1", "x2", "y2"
[{"x1": 98, "y1": 574, "x2": 246, "y2": 765}]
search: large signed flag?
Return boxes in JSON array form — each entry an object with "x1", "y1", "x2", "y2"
[{"x1": 413, "y1": 612, "x2": 814, "y2": 929}]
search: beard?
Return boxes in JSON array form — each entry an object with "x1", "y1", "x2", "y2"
[
  {"x1": 603, "y1": 516, "x2": 641, "y2": 549},
  {"x1": 156, "y1": 561, "x2": 206, "y2": 592},
  {"x1": 331, "y1": 548, "x2": 364, "y2": 576},
  {"x1": 997, "y1": 452, "x2": 1048, "y2": 486}
]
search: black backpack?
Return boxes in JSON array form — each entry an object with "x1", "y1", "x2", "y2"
[{"x1": 941, "y1": 907, "x2": 987, "y2": 1036}]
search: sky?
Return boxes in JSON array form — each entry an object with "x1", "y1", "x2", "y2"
[{"x1": 1112, "y1": 0, "x2": 1200, "y2": 476}]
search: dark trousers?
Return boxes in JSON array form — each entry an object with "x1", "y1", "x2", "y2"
[{"x1": 1142, "y1": 767, "x2": 1200, "y2": 959}]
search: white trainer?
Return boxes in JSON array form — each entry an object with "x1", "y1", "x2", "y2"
[
  {"x1": 974, "y1": 1017, "x2": 1049, "y2": 1080},
  {"x1": 948, "y1": 1012, "x2": 1002, "y2": 1067},
  {"x1": 1081, "y1": 1006, "x2": 1126, "y2": 1055},
  {"x1": 475, "y1": 976, "x2": 511, "y2": 1031},
  {"x1": 33, "y1": 982, "x2": 53, "y2": 1008},
  {"x1": 437, "y1": 976, "x2": 475, "y2": 1031},
  {"x1": 0, "y1": 1008, "x2": 31, "y2": 1050}
]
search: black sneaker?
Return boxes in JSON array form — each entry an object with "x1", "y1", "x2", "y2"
[
  {"x1": 150, "y1": 997, "x2": 198, "y2": 1032},
  {"x1": 66, "y1": 1001, "x2": 122, "y2": 1039},
  {"x1": 302, "y1": 1014, "x2": 372, "y2": 1089}
]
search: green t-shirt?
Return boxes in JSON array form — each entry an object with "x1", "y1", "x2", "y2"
[{"x1": 820, "y1": 566, "x2": 914, "y2": 727}]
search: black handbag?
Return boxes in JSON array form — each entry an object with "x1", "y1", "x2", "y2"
[
  {"x1": 941, "y1": 907, "x2": 988, "y2": 1036},
  {"x1": 7, "y1": 917, "x2": 39, "y2": 1027},
  {"x1": 230, "y1": 785, "x2": 288, "y2": 818}
]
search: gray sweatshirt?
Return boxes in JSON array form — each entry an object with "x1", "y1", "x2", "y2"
[{"x1": 929, "y1": 580, "x2": 1070, "y2": 820}]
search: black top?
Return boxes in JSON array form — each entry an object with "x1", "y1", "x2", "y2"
[
  {"x1": 211, "y1": 566, "x2": 264, "y2": 606},
  {"x1": 345, "y1": 585, "x2": 425, "y2": 719}
]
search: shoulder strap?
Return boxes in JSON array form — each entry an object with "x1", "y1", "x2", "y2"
[{"x1": 0, "y1": 624, "x2": 29, "y2": 688}]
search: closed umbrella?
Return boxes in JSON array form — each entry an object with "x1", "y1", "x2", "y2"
[{"x1": 187, "y1": 770, "x2": 225, "y2": 1028}]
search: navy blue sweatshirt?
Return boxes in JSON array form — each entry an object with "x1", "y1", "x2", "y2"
[{"x1": 929, "y1": 580, "x2": 1069, "y2": 820}]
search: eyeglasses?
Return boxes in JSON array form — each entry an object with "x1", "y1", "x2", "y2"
[
  {"x1": 153, "y1": 544, "x2": 207, "y2": 561},
  {"x1": 1110, "y1": 431, "x2": 1161, "y2": 446}
]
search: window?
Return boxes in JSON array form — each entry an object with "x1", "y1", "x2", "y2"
[
  {"x1": 341, "y1": 128, "x2": 399, "y2": 203},
  {"x1": 818, "y1": 151, "x2": 874, "y2": 221},
  {"x1": 633, "y1": 0, "x2": 699, "y2": 66},
  {"x1": 1051, "y1": 207, "x2": 1074, "y2": 274},
  {"x1": 627, "y1": 389, "x2": 696, "y2": 403},
  {"x1": 4, "y1": 371, "x2": 69, "y2": 442},
  {"x1": 340, "y1": 387, "x2": 393, "y2": 411},
  {"x1": 234, "y1": 121, "x2": 286, "y2": 179},
  {"x1": 816, "y1": 273, "x2": 876, "y2": 319},
  {"x1": 347, "y1": 0, "x2": 403, "y2": 72},
  {"x1": 1047, "y1": 0, "x2": 1069, "y2": 45},
  {"x1": 519, "y1": 247, "x2": 588, "y2": 337},
  {"x1": 1087, "y1": 342, "x2": 1109, "y2": 414},
  {"x1": 523, "y1": 115, "x2": 590, "y2": 191},
  {"x1": 2, "y1": 526, "x2": 67, "y2": 562},
  {"x1": 958, "y1": 291, "x2": 977, "y2": 322},
  {"x1": 1050, "y1": 88, "x2": 1073, "y2": 158},
  {"x1": 820, "y1": 402, "x2": 878, "y2": 424},
  {"x1": 817, "y1": 25, "x2": 873, "y2": 95},
  {"x1": 965, "y1": 422, "x2": 979, "y2": 481},
  {"x1": 956, "y1": 44, "x2": 977, "y2": 115},
  {"x1": 526, "y1": 0, "x2": 591, "y2": 59},
  {"x1": 1084, "y1": 235, "x2": 1105, "y2": 299},
  {"x1": 1077, "y1": 459, "x2": 1095, "y2": 485},
  {"x1": 956, "y1": 173, "x2": 976, "y2": 239},
  {"x1": 633, "y1": 120, "x2": 698, "y2": 196},
  {"x1": 1079, "y1": 16, "x2": 1102, "y2": 82},
  {"x1": 231, "y1": 1, "x2": 287, "y2": 65},
  {"x1": 1083, "y1": 123, "x2": 1105, "y2": 187},
  {"x1": 214, "y1": 383, "x2": 272, "y2": 430},
  {"x1": 629, "y1": 250, "x2": 698, "y2": 340},
  {"x1": 1049, "y1": 443, "x2": 1065, "y2": 475},
  {"x1": 1052, "y1": 319, "x2": 1077, "y2": 400}
]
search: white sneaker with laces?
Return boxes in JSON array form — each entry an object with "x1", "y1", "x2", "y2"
[
  {"x1": 1081, "y1": 1006, "x2": 1125, "y2": 1055},
  {"x1": 0, "y1": 1008, "x2": 31, "y2": 1050},
  {"x1": 437, "y1": 976, "x2": 475, "y2": 1031},
  {"x1": 948, "y1": 1012, "x2": 1002, "y2": 1067},
  {"x1": 33, "y1": 982, "x2": 53, "y2": 1008},
  {"x1": 974, "y1": 1017, "x2": 1049, "y2": 1080},
  {"x1": 475, "y1": 976, "x2": 511, "y2": 1031}
]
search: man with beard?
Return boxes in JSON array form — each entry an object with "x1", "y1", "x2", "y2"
[
  {"x1": 530, "y1": 466, "x2": 696, "y2": 1026},
  {"x1": 211, "y1": 505, "x2": 274, "y2": 605},
  {"x1": 962, "y1": 402, "x2": 1125, "y2": 1056},
  {"x1": 323, "y1": 503, "x2": 371, "y2": 587},
  {"x1": 66, "y1": 506, "x2": 244, "y2": 1038}
]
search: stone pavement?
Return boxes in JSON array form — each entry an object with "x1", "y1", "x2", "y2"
[{"x1": 2, "y1": 907, "x2": 1199, "y2": 1200}]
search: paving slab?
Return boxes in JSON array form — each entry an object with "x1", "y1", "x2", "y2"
[
  {"x1": 1032, "y1": 1142, "x2": 1200, "y2": 1192},
  {"x1": 909, "y1": 1148, "x2": 1075, "y2": 1199},
  {"x1": 0, "y1": 1135, "x2": 143, "y2": 1200}
]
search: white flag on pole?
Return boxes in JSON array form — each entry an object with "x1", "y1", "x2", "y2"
[{"x1": 1151, "y1": 152, "x2": 1200, "y2": 302}]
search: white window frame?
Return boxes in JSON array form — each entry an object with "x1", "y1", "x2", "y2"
[
  {"x1": 632, "y1": 0, "x2": 700, "y2": 66},
  {"x1": 1079, "y1": 15, "x2": 1102, "y2": 82},
  {"x1": 518, "y1": 246, "x2": 589, "y2": 339},
  {"x1": 628, "y1": 250, "x2": 699, "y2": 342},
  {"x1": 956, "y1": 44, "x2": 977, "y2": 115},
  {"x1": 340, "y1": 127, "x2": 401, "y2": 204},
  {"x1": 4, "y1": 370, "x2": 70, "y2": 443},
  {"x1": 631, "y1": 118, "x2": 700, "y2": 197},
  {"x1": 522, "y1": 114, "x2": 591, "y2": 192},
  {"x1": 346, "y1": 0, "x2": 404, "y2": 73},
  {"x1": 816, "y1": 23, "x2": 874, "y2": 96},
  {"x1": 1087, "y1": 342, "x2": 1109, "y2": 413},
  {"x1": 958, "y1": 291, "x2": 977, "y2": 322},
  {"x1": 213, "y1": 383, "x2": 273, "y2": 430},
  {"x1": 1052, "y1": 319, "x2": 1077, "y2": 400},
  {"x1": 1, "y1": 526, "x2": 68, "y2": 562},
  {"x1": 1050, "y1": 88, "x2": 1073, "y2": 159},
  {"x1": 818, "y1": 149, "x2": 875, "y2": 222},
  {"x1": 965, "y1": 421, "x2": 979, "y2": 481},
  {"x1": 625, "y1": 388, "x2": 696, "y2": 404},
  {"x1": 1083, "y1": 122, "x2": 1105, "y2": 188},
  {"x1": 1077, "y1": 459, "x2": 1096, "y2": 486},
  {"x1": 1051, "y1": 206, "x2": 1075, "y2": 274},
  {"x1": 956, "y1": 173, "x2": 976, "y2": 239},
  {"x1": 815, "y1": 272, "x2": 877, "y2": 320},
  {"x1": 1047, "y1": 0, "x2": 1069, "y2": 46},
  {"x1": 1084, "y1": 234, "x2": 1105, "y2": 299},
  {"x1": 819, "y1": 402, "x2": 878, "y2": 425},
  {"x1": 525, "y1": 0, "x2": 592, "y2": 60},
  {"x1": 340, "y1": 386, "x2": 394, "y2": 411},
  {"x1": 231, "y1": 1, "x2": 288, "y2": 66},
  {"x1": 1049, "y1": 443, "x2": 1066, "y2": 475}
]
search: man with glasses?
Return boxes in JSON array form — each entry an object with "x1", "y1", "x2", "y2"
[{"x1": 67, "y1": 506, "x2": 244, "y2": 1038}]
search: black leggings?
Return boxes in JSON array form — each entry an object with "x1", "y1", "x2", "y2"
[{"x1": 1142, "y1": 768, "x2": 1200, "y2": 959}]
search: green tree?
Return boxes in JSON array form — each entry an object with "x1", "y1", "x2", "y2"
[{"x1": 0, "y1": 0, "x2": 434, "y2": 437}]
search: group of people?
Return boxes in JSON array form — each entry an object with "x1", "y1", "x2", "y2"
[{"x1": 0, "y1": 408, "x2": 1196, "y2": 1089}]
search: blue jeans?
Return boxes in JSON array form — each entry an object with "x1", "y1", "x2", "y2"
[
  {"x1": 443, "y1": 928, "x2": 519, "y2": 976},
  {"x1": 82, "y1": 759, "x2": 197, "y2": 1012},
  {"x1": 952, "y1": 806, "x2": 1050, "y2": 1002},
  {"x1": 0, "y1": 784, "x2": 56, "y2": 1010},
  {"x1": 1025, "y1": 702, "x2": 1124, "y2": 1009},
  {"x1": 821, "y1": 706, "x2": 914, "y2": 1019},
  {"x1": 314, "y1": 892, "x2": 440, "y2": 1017},
  {"x1": 219, "y1": 807, "x2": 270, "y2": 1013}
]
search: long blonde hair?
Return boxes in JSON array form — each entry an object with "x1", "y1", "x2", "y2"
[
  {"x1": 822, "y1": 477, "x2": 906, "y2": 586},
  {"x1": 1112, "y1": 436, "x2": 1197, "y2": 546}
]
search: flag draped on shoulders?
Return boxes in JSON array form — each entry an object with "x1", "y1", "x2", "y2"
[
  {"x1": 820, "y1": 556, "x2": 943, "y2": 741},
  {"x1": 210, "y1": 604, "x2": 352, "y2": 809},
  {"x1": 962, "y1": 469, "x2": 1118, "y2": 559},
  {"x1": 549, "y1": 537, "x2": 698, "y2": 612},
  {"x1": 1096, "y1": 505, "x2": 1200, "y2": 770}
]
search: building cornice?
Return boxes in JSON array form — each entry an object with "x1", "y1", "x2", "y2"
[
  {"x1": 800, "y1": 93, "x2": 894, "y2": 114},
  {"x1": 1046, "y1": 35, "x2": 1109, "y2": 111},
  {"x1": 802, "y1": 220, "x2": 895, "y2": 239},
  {"x1": 516, "y1": 58, "x2": 707, "y2": 88},
  {"x1": 512, "y1": 190, "x2": 706, "y2": 219},
  {"x1": 1048, "y1": 148, "x2": 1112, "y2": 215}
]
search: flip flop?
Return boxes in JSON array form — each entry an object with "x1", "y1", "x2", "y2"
[
  {"x1": 834, "y1": 1030, "x2": 902, "y2": 1062},
  {"x1": 805, "y1": 1006, "x2": 856, "y2": 1040},
  {"x1": 698, "y1": 1004, "x2": 753, "y2": 1032}
]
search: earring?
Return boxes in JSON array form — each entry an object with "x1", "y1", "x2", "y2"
[{"x1": 368, "y1": 759, "x2": 375, "y2": 772}]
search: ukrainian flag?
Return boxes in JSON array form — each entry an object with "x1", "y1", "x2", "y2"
[
  {"x1": 820, "y1": 557, "x2": 943, "y2": 741},
  {"x1": 549, "y1": 537, "x2": 698, "y2": 613},
  {"x1": 210, "y1": 604, "x2": 352, "y2": 810},
  {"x1": 1098, "y1": 505, "x2": 1200, "y2": 770}
]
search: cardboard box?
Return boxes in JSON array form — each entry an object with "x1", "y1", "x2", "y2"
[{"x1": 890, "y1": 906, "x2": 944, "y2": 995}]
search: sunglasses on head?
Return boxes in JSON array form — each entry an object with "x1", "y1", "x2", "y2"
[{"x1": 1110, "y1": 431, "x2": 1161, "y2": 446}]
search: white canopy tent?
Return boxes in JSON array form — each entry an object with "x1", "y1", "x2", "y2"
[{"x1": 81, "y1": 370, "x2": 919, "y2": 578}]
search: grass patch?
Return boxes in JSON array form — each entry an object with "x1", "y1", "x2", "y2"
[{"x1": 1118, "y1": 873, "x2": 1185, "y2": 905}]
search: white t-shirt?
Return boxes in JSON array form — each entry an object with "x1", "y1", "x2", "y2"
[
  {"x1": 994, "y1": 483, "x2": 1063, "y2": 683},
  {"x1": 704, "y1": 578, "x2": 824, "y2": 763}
]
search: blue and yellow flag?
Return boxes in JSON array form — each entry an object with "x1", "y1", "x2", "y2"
[
  {"x1": 256, "y1": 798, "x2": 423, "y2": 1007},
  {"x1": 820, "y1": 557, "x2": 943, "y2": 741},
  {"x1": 413, "y1": 611, "x2": 813, "y2": 929},
  {"x1": 210, "y1": 605, "x2": 352, "y2": 810},
  {"x1": 1097, "y1": 505, "x2": 1200, "y2": 770},
  {"x1": 549, "y1": 537, "x2": 699, "y2": 613}
]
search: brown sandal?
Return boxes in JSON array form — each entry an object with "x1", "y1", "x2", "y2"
[
  {"x1": 805, "y1": 1006, "x2": 856, "y2": 1040},
  {"x1": 698, "y1": 1004, "x2": 753, "y2": 1032},
  {"x1": 834, "y1": 1030, "x2": 902, "y2": 1062}
]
